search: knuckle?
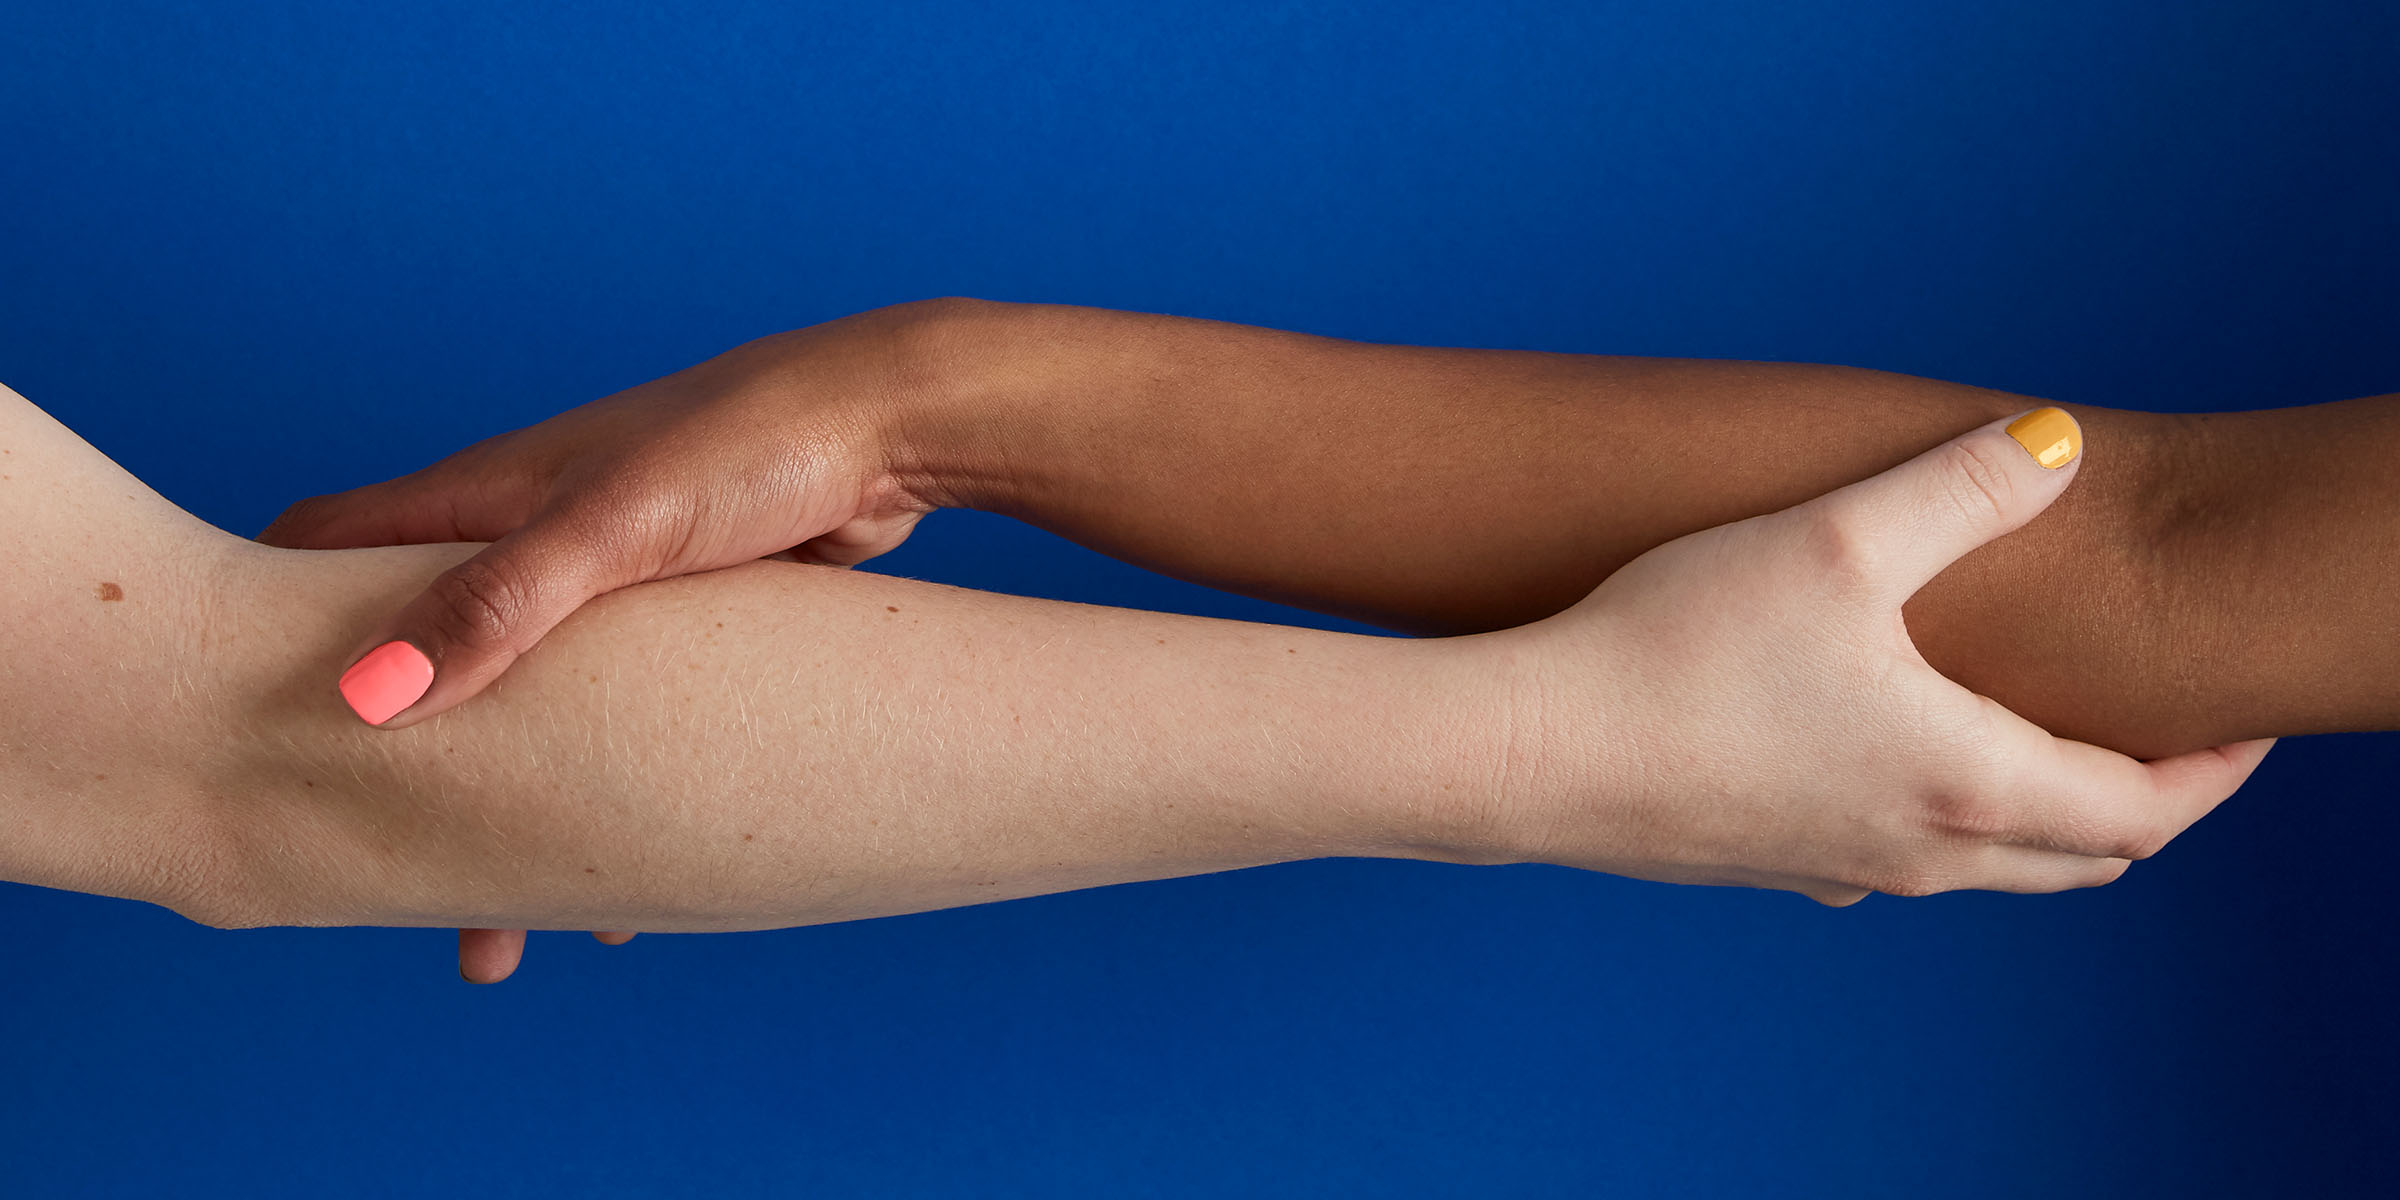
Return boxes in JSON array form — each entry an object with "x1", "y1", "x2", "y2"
[
  {"x1": 1924, "y1": 785, "x2": 2010, "y2": 841},
  {"x1": 1917, "y1": 745, "x2": 2018, "y2": 842},
  {"x1": 429, "y1": 556, "x2": 532, "y2": 649},
  {"x1": 1937, "y1": 439, "x2": 2018, "y2": 527},
  {"x1": 1795, "y1": 505, "x2": 1882, "y2": 584}
]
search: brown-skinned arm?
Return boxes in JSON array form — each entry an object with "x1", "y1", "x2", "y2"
[{"x1": 889, "y1": 299, "x2": 2388, "y2": 760}]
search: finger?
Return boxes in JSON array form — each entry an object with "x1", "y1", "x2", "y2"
[
  {"x1": 2037, "y1": 735, "x2": 2276, "y2": 859},
  {"x1": 593, "y1": 931, "x2": 637, "y2": 946},
  {"x1": 1963, "y1": 846, "x2": 2135, "y2": 894},
  {"x1": 1794, "y1": 407, "x2": 2085, "y2": 604},
  {"x1": 257, "y1": 452, "x2": 542, "y2": 550},
  {"x1": 1986, "y1": 701, "x2": 2277, "y2": 858},
  {"x1": 334, "y1": 505, "x2": 640, "y2": 729},
  {"x1": 459, "y1": 928, "x2": 527, "y2": 984},
  {"x1": 1806, "y1": 884, "x2": 1872, "y2": 908},
  {"x1": 790, "y1": 509, "x2": 926, "y2": 567}
]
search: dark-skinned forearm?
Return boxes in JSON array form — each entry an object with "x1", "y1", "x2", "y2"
[{"x1": 886, "y1": 299, "x2": 2389, "y2": 760}]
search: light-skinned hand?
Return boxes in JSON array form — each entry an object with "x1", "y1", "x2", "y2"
[{"x1": 1463, "y1": 407, "x2": 2272, "y2": 901}]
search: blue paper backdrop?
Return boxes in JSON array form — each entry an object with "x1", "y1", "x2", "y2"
[{"x1": 3, "y1": 2, "x2": 2395, "y2": 1196}]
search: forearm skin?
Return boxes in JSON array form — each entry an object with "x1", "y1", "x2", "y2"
[
  {"x1": 891, "y1": 298, "x2": 2379, "y2": 759},
  {"x1": 2137, "y1": 401, "x2": 2400, "y2": 749},
  {"x1": 200, "y1": 542, "x2": 1497, "y2": 932}
]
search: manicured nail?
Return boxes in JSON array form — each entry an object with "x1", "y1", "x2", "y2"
[
  {"x1": 2006, "y1": 407, "x2": 2081, "y2": 469},
  {"x1": 339, "y1": 640, "x2": 433, "y2": 725}
]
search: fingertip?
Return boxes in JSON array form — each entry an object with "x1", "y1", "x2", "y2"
[
  {"x1": 257, "y1": 489, "x2": 404, "y2": 550},
  {"x1": 1809, "y1": 885, "x2": 1871, "y2": 908},
  {"x1": 2214, "y1": 736, "x2": 2279, "y2": 780},
  {"x1": 2004, "y1": 406, "x2": 2083, "y2": 472},
  {"x1": 458, "y1": 928, "x2": 527, "y2": 984},
  {"x1": 253, "y1": 507, "x2": 324, "y2": 549},
  {"x1": 338, "y1": 639, "x2": 437, "y2": 727},
  {"x1": 2085, "y1": 857, "x2": 2134, "y2": 890}
]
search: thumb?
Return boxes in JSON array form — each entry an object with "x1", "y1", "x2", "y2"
[
  {"x1": 334, "y1": 509, "x2": 626, "y2": 728},
  {"x1": 1798, "y1": 406, "x2": 2085, "y2": 603}
]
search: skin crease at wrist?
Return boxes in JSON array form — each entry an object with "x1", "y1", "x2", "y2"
[{"x1": 871, "y1": 297, "x2": 2383, "y2": 761}]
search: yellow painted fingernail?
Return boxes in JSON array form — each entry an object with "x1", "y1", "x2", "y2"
[{"x1": 2006, "y1": 407, "x2": 2081, "y2": 469}]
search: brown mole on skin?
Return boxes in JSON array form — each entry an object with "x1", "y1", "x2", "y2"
[
  {"x1": 95, "y1": 581, "x2": 124, "y2": 602},
  {"x1": 886, "y1": 606, "x2": 899, "y2": 613}
]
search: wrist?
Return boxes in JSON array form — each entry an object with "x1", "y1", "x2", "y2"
[
  {"x1": 872, "y1": 296, "x2": 1066, "y2": 515},
  {"x1": 1355, "y1": 634, "x2": 1561, "y2": 868}
]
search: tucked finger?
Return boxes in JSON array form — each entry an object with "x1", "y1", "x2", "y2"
[
  {"x1": 1984, "y1": 702, "x2": 2276, "y2": 858},
  {"x1": 1963, "y1": 846, "x2": 2135, "y2": 894},
  {"x1": 258, "y1": 454, "x2": 541, "y2": 550},
  {"x1": 2034, "y1": 735, "x2": 2272, "y2": 858},
  {"x1": 459, "y1": 928, "x2": 527, "y2": 984},
  {"x1": 593, "y1": 931, "x2": 637, "y2": 946}
]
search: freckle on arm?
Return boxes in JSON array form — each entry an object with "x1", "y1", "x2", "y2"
[{"x1": 95, "y1": 581, "x2": 124, "y2": 602}]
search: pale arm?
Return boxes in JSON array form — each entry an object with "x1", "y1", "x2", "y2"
[
  {"x1": 198, "y1": 538, "x2": 1482, "y2": 932},
  {"x1": 0, "y1": 380, "x2": 1470, "y2": 930}
]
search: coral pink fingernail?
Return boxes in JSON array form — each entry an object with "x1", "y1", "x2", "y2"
[{"x1": 338, "y1": 641, "x2": 433, "y2": 725}]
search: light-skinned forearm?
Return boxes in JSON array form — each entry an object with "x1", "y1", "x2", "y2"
[
  {"x1": 196, "y1": 541, "x2": 1491, "y2": 932},
  {"x1": 887, "y1": 299, "x2": 2386, "y2": 757}
]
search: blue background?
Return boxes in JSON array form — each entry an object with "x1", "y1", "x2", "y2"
[{"x1": 4, "y1": 2, "x2": 2396, "y2": 1195}]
